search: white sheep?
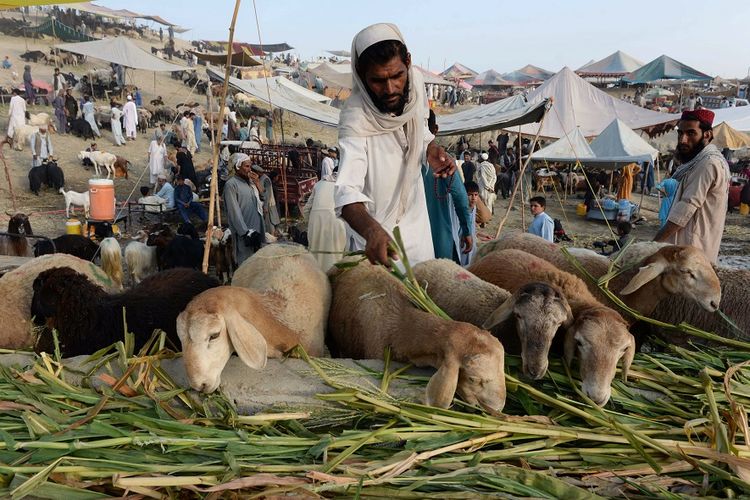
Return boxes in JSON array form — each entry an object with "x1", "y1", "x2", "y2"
[
  {"x1": 329, "y1": 262, "x2": 506, "y2": 412},
  {"x1": 177, "y1": 244, "x2": 330, "y2": 393},
  {"x1": 27, "y1": 113, "x2": 55, "y2": 133},
  {"x1": 413, "y1": 259, "x2": 572, "y2": 380},
  {"x1": 469, "y1": 249, "x2": 634, "y2": 406},
  {"x1": 99, "y1": 238, "x2": 123, "y2": 290},
  {"x1": 0, "y1": 254, "x2": 117, "y2": 349},
  {"x1": 12, "y1": 124, "x2": 39, "y2": 151},
  {"x1": 59, "y1": 187, "x2": 90, "y2": 219},
  {"x1": 481, "y1": 233, "x2": 722, "y2": 320},
  {"x1": 124, "y1": 231, "x2": 157, "y2": 286},
  {"x1": 77, "y1": 150, "x2": 117, "y2": 178}
]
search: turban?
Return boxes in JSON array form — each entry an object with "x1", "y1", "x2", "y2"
[
  {"x1": 681, "y1": 109, "x2": 714, "y2": 127},
  {"x1": 232, "y1": 153, "x2": 250, "y2": 170},
  {"x1": 480, "y1": 152, "x2": 489, "y2": 161}
]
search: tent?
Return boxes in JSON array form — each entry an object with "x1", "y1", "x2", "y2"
[
  {"x1": 207, "y1": 68, "x2": 339, "y2": 128},
  {"x1": 643, "y1": 88, "x2": 675, "y2": 99},
  {"x1": 514, "y1": 67, "x2": 677, "y2": 139},
  {"x1": 0, "y1": 0, "x2": 78, "y2": 7},
  {"x1": 515, "y1": 64, "x2": 554, "y2": 80},
  {"x1": 712, "y1": 106, "x2": 750, "y2": 132},
  {"x1": 576, "y1": 51, "x2": 644, "y2": 76},
  {"x1": 307, "y1": 62, "x2": 352, "y2": 89},
  {"x1": 712, "y1": 122, "x2": 750, "y2": 149},
  {"x1": 191, "y1": 49, "x2": 262, "y2": 67},
  {"x1": 588, "y1": 118, "x2": 659, "y2": 167},
  {"x1": 414, "y1": 66, "x2": 453, "y2": 86},
  {"x1": 530, "y1": 128, "x2": 596, "y2": 162},
  {"x1": 436, "y1": 94, "x2": 549, "y2": 136},
  {"x1": 440, "y1": 62, "x2": 477, "y2": 80},
  {"x1": 327, "y1": 50, "x2": 351, "y2": 58},
  {"x1": 622, "y1": 55, "x2": 712, "y2": 84},
  {"x1": 56, "y1": 37, "x2": 185, "y2": 71},
  {"x1": 466, "y1": 69, "x2": 510, "y2": 88},
  {"x1": 501, "y1": 70, "x2": 541, "y2": 86}
]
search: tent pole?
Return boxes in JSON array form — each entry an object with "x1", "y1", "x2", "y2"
[
  {"x1": 494, "y1": 108, "x2": 548, "y2": 239},
  {"x1": 202, "y1": 0, "x2": 242, "y2": 274},
  {"x1": 519, "y1": 125, "x2": 526, "y2": 230}
]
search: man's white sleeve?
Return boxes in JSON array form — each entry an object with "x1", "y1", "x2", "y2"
[{"x1": 334, "y1": 135, "x2": 372, "y2": 216}]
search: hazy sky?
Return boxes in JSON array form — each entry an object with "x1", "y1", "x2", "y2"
[{"x1": 99, "y1": 0, "x2": 750, "y2": 78}]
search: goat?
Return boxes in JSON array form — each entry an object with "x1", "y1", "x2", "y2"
[
  {"x1": 124, "y1": 230, "x2": 158, "y2": 285},
  {"x1": 27, "y1": 113, "x2": 56, "y2": 133},
  {"x1": 31, "y1": 267, "x2": 220, "y2": 357},
  {"x1": 33, "y1": 234, "x2": 99, "y2": 261},
  {"x1": 44, "y1": 160, "x2": 65, "y2": 191},
  {"x1": 77, "y1": 150, "x2": 116, "y2": 178},
  {"x1": 113, "y1": 156, "x2": 129, "y2": 179},
  {"x1": 178, "y1": 244, "x2": 330, "y2": 393},
  {"x1": 469, "y1": 249, "x2": 634, "y2": 406},
  {"x1": 28, "y1": 165, "x2": 47, "y2": 195},
  {"x1": 68, "y1": 118, "x2": 96, "y2": 140},
  {"x1": 100, "y1": 237, "x2": 123, "y2": 289},
  {"x1": 413, "y1": 259, "x2": 572, "y2": 380},
  {"x1": 0, "y1": 213, "x2": 33, "y2": 257},
  {"x1": 59, "y1": 188, "x2": 90, "y2": 219},
  {"x1": 208, "y1": 227, "x2": 235, "y2": 283},
  {"x1": 329, "y1": 262, "x2": 506, "y2": 412}
]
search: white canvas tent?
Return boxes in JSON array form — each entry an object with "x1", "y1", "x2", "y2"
[
  {"x1": 711, "y1": 106, "x2": 750, "y2": 132},
  {"x1": 307, "y1": 62, "x2": 352, "y2": 89},
  {"x1": 436, "y1": 94, "x2": 549, "y2": 136},
  {"x1": 588, "y1": 119, "x2": 659, "y2": 167},
  {"x1": 207, "y1": 68, "x2": 339, "y2": 128},
  {"x1": 516, "y1": 67, "x2": 676, "y2": 139},
  {"x1": 576, "y1": 51, "x2": 644, "y2": 76},
  {"x1": 530, "y1": 128, "x2": 596, "y2": 162},
  {"x1": 55, "y1": 37, "x2": 185, "y2": 72}
]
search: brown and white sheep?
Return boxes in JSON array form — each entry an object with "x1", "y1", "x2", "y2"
[
  {"x1": 469, "y1": 249, "x2": 634, "y2": 406},
  {"x1": 413, "y1": 259, "x2": 572, "y2": 380},
  {"x1": 329, "y1": 262, "x2": 506, "y2": 412},
  {"x1": 177, "y1": 244, "x2": 330, "y2": 393},
  {"x1": 0, "y1": 254, "x2": 116, "y2": 349}
]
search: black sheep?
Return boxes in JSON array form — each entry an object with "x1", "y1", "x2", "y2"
[
  {"x1": 68, "y1": 118, "x2": 95, "y2": 140},
  {"x1": 43, "y1": 160, "x2": 65, "y2": 190},
  {"x1": 162, "y1": 236, "x2": 204, "y2": 270},
  {"x1": 33, "y1": 234, "x2": 99, "y2": 260},
  {"x1": 31, "y1": 267, "x2": 220, "y2": 356},
  {"x1": 28, "y1": 165, "x2": 47, "y2": 195}
]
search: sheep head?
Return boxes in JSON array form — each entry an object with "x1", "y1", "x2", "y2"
[
  {"x1": 564, "y1": 306, "x2": 634, "y2": 407},
  {"x1": 177, "y1": 287, "x2": 271, "y2": 393},
  {"x1": 426, "y1": 324, "x2": 506, "y2": 413},
  {"x1": 7, "y1": 213, "x2": 32, "y2": 235},
  {"x1": 483, "y1": 282, "x2": 572, "y2": 380},
  {"x1": 620, "y1": 245, "x2": 721, "y2": 313},
  {"x1": 31, "y1": 267, "x2": 82, "y2": 325}
]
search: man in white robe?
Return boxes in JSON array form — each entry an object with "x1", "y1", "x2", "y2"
[
  {"x1": 334, "y1": 23, "x2": 455, "y2": 266},
  {"x1": 6, "y1": 89, "x2": 26, "y2": 146},
  {"x1": 110, "y1": 103, "x2": 125, "y2": 146},
  {"x1": 82, "y1": 96, "x2": 101, "y2": 138},
  {"x1": 304, "y1": 171, "x2": 347, "y2": 272},
  {"x1": 476, "y1": 152, "x2": 497, "y2": 215},
  {"x1": 122, "y1": 95, "x2": 138, "y2": 141},
  {"x1": 320, "y1": 148, "x2": 336, "y2": 180}
]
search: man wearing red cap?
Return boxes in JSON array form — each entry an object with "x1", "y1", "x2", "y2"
[{"x1": 654, "y1": 109, "x2": 729, "y2": 263}]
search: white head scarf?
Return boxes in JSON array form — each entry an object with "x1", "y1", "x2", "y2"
[
  {"x1": 232, "y1": 153, "x2": 250, "y2": 170},
  {"x1": 338, "y1": 23, "x2": 429, "y2": 222}
]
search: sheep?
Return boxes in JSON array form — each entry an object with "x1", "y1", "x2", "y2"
[
  {"x1": 328, "y1": 262, "x2": 506, "y2": 411},
  {"x1": 124, "y1": 231, "x2": 158, "y2": 285},
  {"x1": 481, "y1": 233, "x2": 722, "y2": 320},
  {"x1": 208, "y1": 227, "x2": 234, "y2": 283},
  {"x1": 59, "y1": 187, "x2": 90, "y2": 219},
  {"x1": 68, "y1": 119, "x2": 95, "y2": 140},
  {"x1": 413, "y1": 259, "x2": 573, "y2": 380},
  {"x1": 31, "y1": 267, "x2": 220, "y2": 357},
  {"x1": 11, "y1": 124, "x2": 38, "y2": 151},
  {"x1": 177, "y1": 244, "x2": 330, "y2": 393},
  {"x1": 113, "y1": 156, "x2": 129, "y2": 179},
  {"x1": 0, "y1": 213, "x2": 33, "y2": 257},
  {"x1": 469, "y1": 249, "x2": 634, "y2": 406},
  {"x1": 43, "y1": 160, "x2": 65, "y2": 191},
  {"x1": 0, "y1": 254, "x2": 116, "y2": 349},
  {"x1": 77, "y1": 150, "x2": 116, "y2": 178},
  {"x1": 27, "y1": 113, "x2": 55, "y2": 133},
  {"x1": 28, "y1": 165, "x2": 47, "y2": 195},
  {"x1": 33, "y1": 234, "x2": 99, "y2": 261},
  {"x1": 100, "y1": 237, "x2": 123, "y2": 289}
]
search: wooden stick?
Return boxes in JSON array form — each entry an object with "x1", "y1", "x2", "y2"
[
  {"x1": 0, "y1": 140, "x2": 16, "y2": 211},
  {"x1": 202, "y1": 0, "x2": 241, "y2": 274},
  {"x1": 493, "y1": 107, "x2": 548, "y2": 240}
]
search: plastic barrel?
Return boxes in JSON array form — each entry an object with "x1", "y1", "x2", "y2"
[
  {"x1": 89, "y1": 179, "x2": 115, "y2": 221},
  {"x1": 66, "y1": 219, "x2": 82, "y2": 235}
]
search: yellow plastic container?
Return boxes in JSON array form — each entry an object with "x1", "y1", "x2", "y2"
[
  {"x1": 66, "y1": 219, "x2": 82, "y2": 235},
  {"x1": 576, "y1": 203, "x2": 587, "y2": 216},
  {"x1": 740, "y1": 203, "x2": 749, "y2": 216}
]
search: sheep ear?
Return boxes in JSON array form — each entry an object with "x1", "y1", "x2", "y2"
[
  {"x1": 425, "y1": 357, "x2": 459, "y2": 409},
  {"x1": 175, "y1": 312, "x2": 188, "y2": 344},
  {"x1": 621, "y1": 334, "x2": 636, "y2": 382},
  {"x1": 559, "y1": 298, "x2": 574, "y2": 328},
  {"x1": 563, "y1": 328, "x2": 577, "y2": 367},
  {"x1": 224, "y1": 310, "x2": 268, "y2": 370},
  {"x1": 482, "y1": 296, "x2": 515, "y2": 330},
  {"x1": 620, "y1": 262, "x2": 667, "y2": 295}
]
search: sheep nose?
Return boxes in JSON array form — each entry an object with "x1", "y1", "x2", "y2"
[{"x1": 710, "y1": 300, "x2": 719, "y2": 311}]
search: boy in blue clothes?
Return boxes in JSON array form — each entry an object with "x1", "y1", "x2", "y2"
[{"x1": 527, "y1": 196, "x2": 554, "y2": 242}]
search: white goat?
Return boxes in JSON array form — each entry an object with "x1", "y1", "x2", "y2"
[
  {"x1": 12, "y1": 124, "x2": 38, "y2": 151},
  {"x1": 77, "y1": 150, "x2": 117, "y2": 178},
  {"x1": 59, "y1": 187, "x2": 90, "y2": 219},
  {"x1": 27, "y1": 113, "x2": 55, "y2": 133},
  {"x1": 124, "y1": 231, "x2": 157, "y2": 286},
  {"x1": 99, "y1": 237, "x2": 123, "y2": 290},
  {"x1": 177, "y1": 244, "x2": 330, "y2": 393}
]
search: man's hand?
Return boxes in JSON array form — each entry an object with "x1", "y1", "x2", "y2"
[
  {"x1": 426, "y1": 141, "x2": 455, "y2": 178},
  {"x1": 363, "y1": 225, "x2": 397, "y2": 267},
  {"x1": 461, "y1": 235, "x2": 473, "y2": 254},
  {"x1": 654, "y1": 221, "x2": 680, "y2": 243}
]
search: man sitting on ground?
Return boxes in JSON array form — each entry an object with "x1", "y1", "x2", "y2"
[{"x1": 528, "y1": 196, "x2": 554, "y2": 242}]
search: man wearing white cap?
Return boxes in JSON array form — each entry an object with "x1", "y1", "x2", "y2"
[
  {"x1": 123, "y1": 94, "x2": 138, "y2": 141},
  {"x1": 335, "y1": 23, "x2": 455, "y2": 266},
  {"x1": 224, "y1": 153, "x2": 266, "y2": 264},
  {"x1": 29, "y1": 124, "x2": 53, "y2": 168},
  {"x1": 476, "y1": 151, "x2": 497, "y2": 215}
]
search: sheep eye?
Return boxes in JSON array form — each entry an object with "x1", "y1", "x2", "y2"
[{"x1": 208, "y1": 332, "x2": 220, "y2": 342}]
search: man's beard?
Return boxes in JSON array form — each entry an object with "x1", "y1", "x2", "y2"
[
  {"x1": 675, "y1": 140, "x2": 706, "y2": 162},
  {"x1": 367, "y1": 76, "x2": 410, "y2": 115}
]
